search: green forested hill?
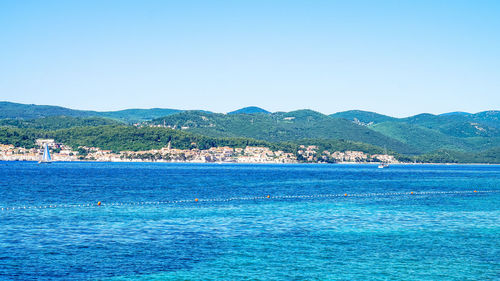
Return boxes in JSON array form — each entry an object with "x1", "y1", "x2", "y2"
[
  {"x1": 465, "y1": 110, "x2": 500, "y2": 129},
  {"x1": 414, "y1": 146, "x2": 500, "y2": 164},
  {"x1": 439, "y1": 112, "x2": 471, "y2": 116},
  {"x1": 330, "y1": 110, "x2": 397, "y2": 125},
  {"x1": 0, "y1": 125, "x2": 396, "y2": 159},
  {"x1": 0, "y1": 101, "x2": 182, "y2": 123},
  {"x1": 0, "y1": 116, "x2": 123, "y2": 130},
  {"x1": 331, "y1": 109, "x2": 500, "y2": 136},
  {"x1": 0, "y1": 125, "x2": 295, "y2": 152},
  {"x1": 150, "y1": 110, "x2": 416, "y2": 154},
  {"x1": 399, "y1": 113, "x2": 500, "y2": 137},
  {"x1": 228, "y1": 106, "x2": 270, "y2": 115},
  {"x1": 96, "y1": 108, "x2": 182, "y2": 123},
  {"x1": 330, "y1": 109, "x2": 500, "y2": 152},
  {"x1": 49, "y1": 126, "x2": 286, "y2": 152},
  {"x1": 1, "y1": 101, "x2": 500, "y2": 163},
  {"x1": 147, "y1": 109, "x2": 500, "y2": 159},
  {"x1": 371, "y1": 122, "x2": 500, "y2": 153},
  {"x1": 0, "y1": 101, "x2": 93, "y2": 119}
]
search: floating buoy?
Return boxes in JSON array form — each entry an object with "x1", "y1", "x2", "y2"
[{"x1": 2, "y1": 190, "x2": 497, "y2": 213}]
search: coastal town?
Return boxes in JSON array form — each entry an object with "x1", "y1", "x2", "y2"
[{"x1": 0, "y1": 139, "x2": 397, "y2": 164}]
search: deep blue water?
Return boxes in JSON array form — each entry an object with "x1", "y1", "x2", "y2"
[{"x1": 0, "y1": 162, "x2": 499, "y2": 280}]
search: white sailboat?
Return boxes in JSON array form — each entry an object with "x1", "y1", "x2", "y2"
[
  {"x1": 39, "y1": 143, "x2": 52, "y2": 164},
  {"x1": 378, "y1": 146, "x2": 389, "y2": 168}
]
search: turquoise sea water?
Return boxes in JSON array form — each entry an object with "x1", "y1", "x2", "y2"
[{"x1": 0, "y1": 162, "x2": 499, "y2": 280}]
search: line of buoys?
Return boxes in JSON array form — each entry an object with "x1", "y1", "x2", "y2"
[{"x1": 0, "y1": 190, "x2": 498, "y2": 212}]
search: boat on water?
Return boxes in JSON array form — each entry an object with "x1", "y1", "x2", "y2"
[
  {"x1": 38, "y1": 143, "x2": 52, "y2": 164},
  {"x1": 378, "y1": 146, "x2": 389, "y2": 168}
]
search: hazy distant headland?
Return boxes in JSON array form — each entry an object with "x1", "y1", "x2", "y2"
[{"x1": 1, "y1": 101, "x2": 499, "y2": 164}]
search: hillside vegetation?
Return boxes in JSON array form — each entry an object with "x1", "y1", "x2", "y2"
[
  {"x1": 331, "y1": 109, "x2": 500, "y2": 154},
  {"x1": 228, "y1": 106, "x2": 270, "y2": 115},
  {"x1": 0, "y1": 125, "x2": 296, "y2": 152},
  {"x1": 1, "y1": 102, "x2": 499, "y2": 163},
  {"x1": 96, "y1": 108, "x2": 182, "y2": 123},
  {"x1": 0, "y1": 102, "x2": 181, "y2": 123},
  {"x1": 0, "y1": 116, "x2": 123, "y2": 130},
  {"x1": 330, "y1": 110, "x2": 396, "y2": 125},
  {"x1": 150, "y1": 110, "x2": 415, "y2": 154},
  {"x1": 0, "y1": 101, "x2": 93, "y2": 119}
]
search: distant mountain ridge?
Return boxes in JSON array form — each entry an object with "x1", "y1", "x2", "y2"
[
  {"x1": 150, "y1": 110, "x2": 418, "y2": 154},
  {"x1": 1, "y1": 101, "x2": 499, "y2": 161},
  {"x1": 149, "y1": 108, "x2": 500, "y2": 155},
  {"x1": 228, "y1": 106, "x2": 270, "y2": 115},
  {"x1": 2, "y1": 101, "x2": 497, "y2": 124},
  {"x1": 0, "y1": 101, "x2": 182, "y2": 123},
  {"x1": 330, "y1": 110, "x2": 396, "y2": 125},
  {"x1": 0, "y1": 101, "x2": 92, "y2": 119},
  {"x1": 439, "y1": 111, "x2": 471, "y2": 116},
  {"x1": 96, "y1": 108, "x2": 182, "y2": 123},
  {"x1": 331, "y1": 109, "x2": 500, "y2": 127},
  {"x1": 0, "y1": 116, "x2": 123, "y2": 130}
]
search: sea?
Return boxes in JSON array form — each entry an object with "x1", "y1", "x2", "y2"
[{"x1": 0, "y1": 162, "x2": 499, "y2": 280}]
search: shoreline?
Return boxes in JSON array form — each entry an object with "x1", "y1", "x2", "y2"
[{"x1": 1, "y1": 160, "x2": 499, "y2": 165}]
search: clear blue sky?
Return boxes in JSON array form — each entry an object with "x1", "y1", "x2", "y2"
[{"x1": 1, "y1": 0, "x2": 499, "y2": 117}]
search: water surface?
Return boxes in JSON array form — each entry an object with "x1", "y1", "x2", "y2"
[{"x1": 0, "y1": 162, "x2": 499, "y2": 280}]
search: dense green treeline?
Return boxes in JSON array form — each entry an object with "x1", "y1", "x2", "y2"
[
  {"x1": 150, "y1": 110, "x2": 416, "y2": 154},
  {"x1": 151, "y1": 109, "x2": 500, "y2": 156},
  {"x1": 51, "y1": 125, "x2": 297, "y2": 152},
  {"x1": 371, "y1": 122, "x2": 500, "y2": 153},
  {"x1": 413, "y1": 147, "x2": 500, "y2": 164},
  {"x1": 2, "y1": 124, "x2": 499, "y2": 163},
  {"x1": 0, "y1": 125, "x2": 400, "y2": 156},
  {"x1": 2, "y1": 105, "x2": 500, "y2": 163},
  {"x1": 0, "y1": 125, "x2": 296, "y2": 153},
  {"x1": 2, "y1": 102, "x2": 499, "y2": 163},
  {"x1": 0, "y1": 127, "x2": 40, "y2": 148}
]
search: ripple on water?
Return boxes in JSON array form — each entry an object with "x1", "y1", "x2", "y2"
[{"x1": 0, "y1": 162, "x2": 499, "y2": 280}]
